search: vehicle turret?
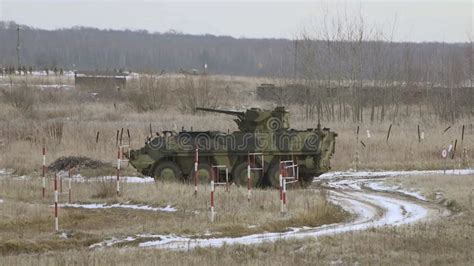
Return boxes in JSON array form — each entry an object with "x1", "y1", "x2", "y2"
[{"x1": 196, "y1": 106, "x2": 290, "y2": 132}]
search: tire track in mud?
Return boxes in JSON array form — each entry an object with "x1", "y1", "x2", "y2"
[
  {"x1": 0, "y1": 168, "x2": 446, "y2": 250},
  {"x1": 91, "y1": 176, "x2": 441, "y2": 250}
]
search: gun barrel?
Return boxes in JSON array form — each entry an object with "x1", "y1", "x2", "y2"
[{"x1": 196, "y1": 107, "x2": 245, "y2": 116}]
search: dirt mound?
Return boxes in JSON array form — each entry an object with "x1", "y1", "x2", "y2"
[{"x1": 48, "y1": 156, "x2": 109, "y2": 171}]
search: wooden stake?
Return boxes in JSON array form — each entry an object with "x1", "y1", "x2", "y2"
[
  {"x1": 386, "y1": 124, "x2": 392, "y2": 143},
  {"x1": 417, "y1": 125, "x2": 421, "y2": 143},
  {"x1": 356, "y1": 125, "x2": 360, "y2": 142},
  {"x1": 115, "y1": 130, "x2": 119, "y2": 147},
  {"x1": 451, "y1": 139, "x2": 457, "y2": 160},
  {"x1": 127, "y1": 129, "x2": 131, "y2": 146}
]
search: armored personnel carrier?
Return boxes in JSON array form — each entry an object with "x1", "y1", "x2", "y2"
[{"x1": 127, "y1": 107, "x2": 336, "y2": 187}]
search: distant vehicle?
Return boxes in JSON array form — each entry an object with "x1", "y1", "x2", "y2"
[
  {"x1": 127, "y1": 106, "x2": 337, "y2": 187},
  {"x1": 178, "y1": 68, "x2": 203, "y2": 75}
]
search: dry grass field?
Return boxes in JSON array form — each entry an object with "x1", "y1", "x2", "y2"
[
  {"x1": 0, "y1": 176, "x2": 346, "y2": 255},
  {"x1": 0, "y1": 74, "x2": 472, "y2": 175},
  {"x1": 0, "y1": 174, "x2": 472, "y2": 265},
  {"x1": 0, "y1": 74, "x2": 473, "y2": 265}
]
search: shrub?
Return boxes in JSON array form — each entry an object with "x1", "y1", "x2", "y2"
[
  {"x1": 93, "y1": 178, "x2": 118, "y2": 199},
  {"x1": 127, "y1": 76, "x2": 169, "y2": 112},
  {"x1": 1, "y1": 83, "x2": 36, "y2": 113},
  {"x1": 177, "y1": 76, "x2": 221, "y2": 113}
]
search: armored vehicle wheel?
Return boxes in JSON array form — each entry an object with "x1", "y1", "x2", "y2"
[
  {"x1": 299, "y1": 175, "x2": 314, "y2": 188},
  {"x1": 266, "y1": 162, "x2": 281, "y2": 188},
  {"x1": 153, "y1": 161, "x2": 183, "y2": 181},
  {"x1": 267, "y1": 162, "x2": 310, "y2": 189},
  {"x1": 231, "y1": 162, "x2": 261, "y2": 187},
  {"x1": 189, "y1": 163, "x2": 212, "y2": 183}
]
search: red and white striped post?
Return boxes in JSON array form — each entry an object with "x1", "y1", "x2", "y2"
[
  {"x1": 225, "y1": 167, "x2": 229, "y2": 192},
  {"x1": 68, "y1": 168, "x2": 72, "y2": 204},
  {"x1": 194, "y1": 148, "x2": 198, "y2": 196},
  {"x1": 42, "y1": 146, "x2": 46, "y2": 199},
  {"x1": 54, "y1": 173, "x2": 59, "y2": 231},
  {"x1": 116, "y1": 147, "x2": 121, "y2": 195},
  {"x1": 282, "y1": 173, "x2": 287, "y2": 213},
  {"x1": 210, "y1": 166, "x2": 215, "y2": 222},
  {"x1": 279, "y1": 162, "x2": 284, "y2": 213},
  {"x1": 279, "y1": 160, "x2": 298, "y2": 214},
  {"x1": 247, "y1": 154, "x2": 251, "y2": 202}
]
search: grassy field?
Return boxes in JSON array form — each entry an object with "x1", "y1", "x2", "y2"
[
  {"x1": 0, "y1": 174, "x2": 472, "y2": 265},
  {"x1": 0, "y1": 175, "x2": 346, "y2": 255},
  {"x1": 0, "y1": 74, "x2": 473, "y2": 265},
  {"x1": 0, "y1": 74, "x2": 472, "y2": 175}
]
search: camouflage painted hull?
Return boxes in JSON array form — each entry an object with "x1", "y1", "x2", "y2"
[{"x1": 127, "y1": 128, "x2": 336, "y2": 187}]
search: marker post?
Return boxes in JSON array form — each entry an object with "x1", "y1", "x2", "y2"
[
  {"x1": 42, "y1": 146, "x2": 46, "y2": 199},
  {"x1": 54, "y1": 173, "x2": 59, "y2": 232},
  {"x1": 194, "y1": 149, "x2": 198, "y2": 196}
]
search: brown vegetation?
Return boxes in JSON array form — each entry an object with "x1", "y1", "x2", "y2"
[
  {"x1": 0, "y1": 176, "x2": 346, "y2": 256},
  {"x1": 0, "y1": 74, "x2": 472, "y2": 264},
  {"x1": 0, "y1": 74, "x2": 472, "y2": 175},
  {"x1": 0, "y1": 174, "x2": 472, "y2": 265}
]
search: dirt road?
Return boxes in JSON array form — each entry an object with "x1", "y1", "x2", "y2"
[{"x1": 92, "y1": 171, "x2": 451, "y2": 250}]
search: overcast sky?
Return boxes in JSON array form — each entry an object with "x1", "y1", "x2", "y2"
[{"x1": 0, "y1": 0, "x2": 472, "y2": 42}]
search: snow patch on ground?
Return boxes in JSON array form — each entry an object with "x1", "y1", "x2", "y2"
[
  {"x1": 365, "y1": 182, "x2": 427, "y2": 201},
  {"x1": 32, "y1": 84, "x2": 74, "y2": 90},
  {"x1": 73, "y1": 175, "x2": 155, "y2": 184},
  {"x1": 319, "y1": 169, "x2": 469, "y2": 201},
  {"x1": 0, "y1": 169, "x2": 13, "y2": 177},
  {"x1": 61, "y1": 202, "x2": 176, "y2": 212},
  {"x1": 119, "y1": 176, "x2": 155, "y2": 183},
  {"x1": 322, "y1": 173, "x2": 428, "y2": 201},
  {"x1": 90, "y1": 189, "x2": 430, "y2": 250},
  {"x1": 319, "y1": 169, "x2": 474, "y2": 180},
  {"x1": 0, "y1": 199, "x2": 4, "y2": 203},
  {"x1": 90, "y1": 236, "x2": 139, "y2": 249},
  {"x1": 322, "y1": 178, "x2": 377, "y2": 191},
  {"x1": 0, "y1": 173, "x2": 155, "y2": 184},
  {"x1": 90, "y1": 234, "x2": 163, "y2": 249},
  {"x1": 26, "y1": 70, "x2": 76, "y2": 77}
]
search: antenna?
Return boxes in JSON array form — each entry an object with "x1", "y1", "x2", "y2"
[{"x1": 16, "y1": 26, "x2": 21, "y2": 67}]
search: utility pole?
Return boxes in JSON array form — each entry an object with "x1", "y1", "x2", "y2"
[{"x1": 16, "y1": 25, "x2": 21, "y2": 67}]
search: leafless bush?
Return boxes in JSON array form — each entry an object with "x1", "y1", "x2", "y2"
[
  {"x1": 1, "y1": 83, "x2": 36, "y2": 113},
  {"x1": 127, "y1": 76, "x2": 170, "y2": 112},
  {"x1": 93, "y1": 178, "x2": 117, "y2": 199},
  {"x1": 177, "y1": 76, "x2": 221, "y2": 113}
]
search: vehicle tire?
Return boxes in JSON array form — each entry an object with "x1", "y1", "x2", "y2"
[
  {"x1": 267, "y1": 161, "x2": 310, "y2": 189},
  {"x1": 153, "y1": 161, "x2": 183, "y2": 182},
  {"x1": 189, "y1": 163, "x2": 212, "y2": 184},
  {"x1": 266, "y1": 162, "x2": 281, "y2": 188},
  {"x1": 232, "y1": 161, "x2": 261, "y2": 187},
  {"x1": 299, "y1": 174, "x2": 314, "y2": 188}
]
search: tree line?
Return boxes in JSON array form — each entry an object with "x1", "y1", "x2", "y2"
[{"x1": 0, "y1": 21, "x2": 472, "y2": 86}]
